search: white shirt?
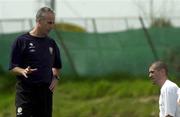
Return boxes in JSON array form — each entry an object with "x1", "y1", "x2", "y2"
[
  {"x1": 177, "y1": 88, "x2": 180, "y2": 104},
  {"x1": 159, "y1": 80, "x2": 180, "y2": 117}
]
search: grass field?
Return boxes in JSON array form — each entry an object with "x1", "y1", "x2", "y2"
[{"x1": 0, "y1": 74, "x2": 163, "y2": 117}]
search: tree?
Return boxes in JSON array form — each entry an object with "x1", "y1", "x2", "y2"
[{"x1": 135, "y1": 0, "x2": 173, "y2": 27}]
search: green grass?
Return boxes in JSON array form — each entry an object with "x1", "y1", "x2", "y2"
[
  {"x1": 0, "y1": 74, "x2": 164, "y2": 117},
  {"x1": 0, "y1": 93, "x2": 14, "y2": 117},
  {"x1": 52, "y1": 77, "x2": 159, "y2": 117}
]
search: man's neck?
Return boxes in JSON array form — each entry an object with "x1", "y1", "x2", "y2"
[
  {"x1": 29, "y1": 28, "x2": 46, "y2": 38},
  {"x1": 159, "y1": 77, "x2": 167, "y2": 88}
]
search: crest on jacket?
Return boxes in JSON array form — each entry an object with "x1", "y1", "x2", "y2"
[{"x1": 49, "y1": 47, "x2": 53, "y2": 55}]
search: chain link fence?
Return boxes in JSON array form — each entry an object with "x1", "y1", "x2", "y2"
[{"x1": 0, "y1": 17, "x2": 180, "y2": 34}]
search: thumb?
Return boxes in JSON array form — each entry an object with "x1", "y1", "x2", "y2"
[
  {"x1": 27, "y1": 66, "x2": 31, "y2": 70},
  {"x1": 22, "y1": 72, "x2": 28, "y2": 78}
]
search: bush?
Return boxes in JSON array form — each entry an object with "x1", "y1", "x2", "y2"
[
  {"x1": 55, "y1": 23, "x2": 86, "y2": 32},
  {"x1": 150, "y1": 17, "x2": 173, "y2": 28}
]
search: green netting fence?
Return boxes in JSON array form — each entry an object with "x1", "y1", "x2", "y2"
[{"x1": 1, "y1": 27, "x2": 180, "y2": 76}]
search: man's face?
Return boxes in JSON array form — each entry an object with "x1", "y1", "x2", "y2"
[
  {"x1": 148, "y1": 65, "x2": 162, "y2": 85},
  {"x1": 38, "y1": 12, "x2": 55, "y2": 36}
]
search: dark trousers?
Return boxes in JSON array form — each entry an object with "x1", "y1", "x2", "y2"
[{"x1": 15, "y1": 81, "x2": 53, "y2": 117}]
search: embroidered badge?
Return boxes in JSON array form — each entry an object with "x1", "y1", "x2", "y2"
[
  {"x1": 17, "y1": 107, "x2": 23, "y2": 115},
  {"x1": 29, "y1": 42, "x2": 36, "y2": 52},
  {"x1": 29, "y1": 42, "x2": 35, "y2": 49},
  {"x1": 49, "y1": 47, "x2": 53, "y2": 55},
  {"x1": 29, "y1": 43, "x2": 33, "y2": 46}
]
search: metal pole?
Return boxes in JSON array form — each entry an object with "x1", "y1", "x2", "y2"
[
  {"x1": 92, "y1": 18, "x2": 98, "y2": 33},
  {"x1": 54, "y1": 28, "x2": 79, "y2": 77},
  {"x1": 150, "y1": 0, "x2": 154, "y2": 24},
  {"x1": 50, "y1": 0, "x2": 55, "y2": 10},
  {"x1": 125, "y1": 18, "x2": 129, "y2": 30},
  {"x1": 0, "y1": 20, "x2": 3, "y2": 36},
  {"x1": 139, "y1": 16, "x2": 159, "y2": 60}
]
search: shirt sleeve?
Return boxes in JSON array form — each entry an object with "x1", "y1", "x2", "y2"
[
  {"x1": 164, "y1": 86, "x2": 178, "y2": 116},
  {"x1": 52, "y1": 40, "x2": 62, "y2": 69},
  {"x1": 177, "y1": 88, "x2": 180, "y2": 103},
  {"x1": 9, "y1": 38, "x2": 24, "y2": 70},
  {"x1": 177, "y1": 88, "x2": 180, "y2": 95}
]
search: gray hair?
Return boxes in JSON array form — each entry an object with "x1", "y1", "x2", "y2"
[{"x1": 36, "y1": 7, "x2": 55, "y2": 21}]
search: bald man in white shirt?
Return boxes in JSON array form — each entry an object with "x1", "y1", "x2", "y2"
[{"x1": 149, "y1": 61, "x2": 180, "y2": 117}]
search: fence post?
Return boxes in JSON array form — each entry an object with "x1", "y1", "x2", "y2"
[
  {"x1": 139, "y1": 16, "x2": 159, "y2": 60},
  {"x1": 92, "y1": 18, "x2": 98, "y2": 33},
  {"x1": 28, "y1": 19, "x2": 33, "y2": 30},
  {"x1": 124, "y1": 18, "x2": 129, "y2": 30}
]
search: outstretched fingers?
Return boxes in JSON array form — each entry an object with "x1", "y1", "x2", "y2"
[
  {"x1": 22, "y1": 66, "x2": 38, "y2": 78},
  {"x1": 31, "y1": 68, "x2": 37, "y2": 72}
]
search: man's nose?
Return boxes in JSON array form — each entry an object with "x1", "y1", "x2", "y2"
[{"x1": 149, "y1": 73, "x2": 152, "y2": 78}]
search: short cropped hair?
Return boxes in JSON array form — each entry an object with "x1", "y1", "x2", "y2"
[
  {"x1": 151, "y1": 61, "x2": 168, "y2": 75},
  {"x1": 36, "y1": 7, "x2": 55, "y2": 21}
]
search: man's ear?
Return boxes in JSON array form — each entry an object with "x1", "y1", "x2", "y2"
[{"x1": 160, "y1": 69, "x2": 166, "y2": 75}]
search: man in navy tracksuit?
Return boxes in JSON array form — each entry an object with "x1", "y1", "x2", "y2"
[{"x1": 9, "y1": 7, "x2": 62, "y2": 117}]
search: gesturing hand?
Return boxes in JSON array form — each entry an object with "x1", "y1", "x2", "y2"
[{"x1": 21, "y1": 66, "x2": 37, "y2": 78}]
